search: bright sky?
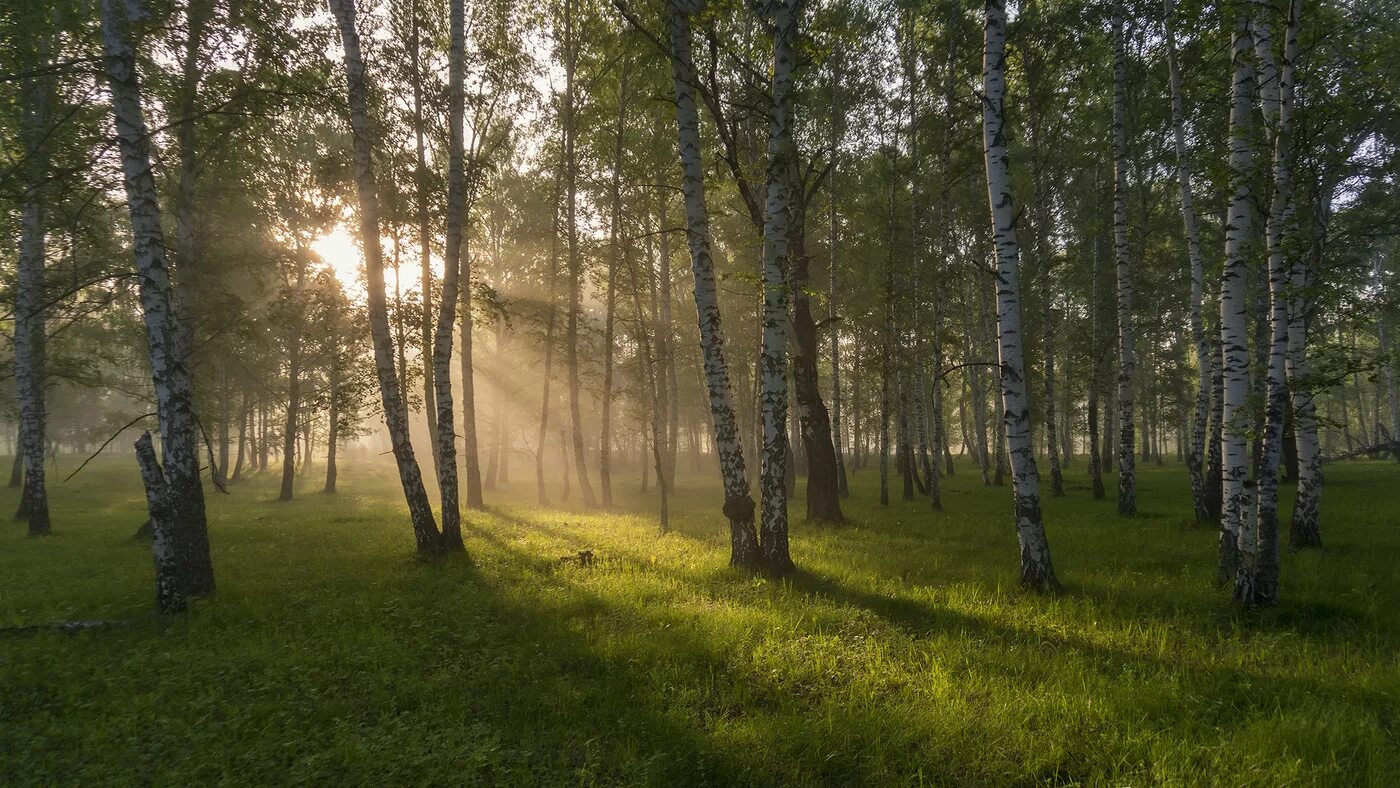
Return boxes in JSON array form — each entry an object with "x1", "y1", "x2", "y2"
[
  {"x1": 312, "y1": 224, "x2": 450, "y2": 303},
  {"x1": 311, "y1": 226, "x2": 366, "y2": 297}
]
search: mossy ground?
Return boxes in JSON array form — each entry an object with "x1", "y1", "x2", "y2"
[{"x1": 2, "y1": 454, "x2": 1397, "y2": 785}]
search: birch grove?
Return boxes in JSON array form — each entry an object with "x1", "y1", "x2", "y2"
[{"x1": 4, "y1": 0, "x2": 1393, "y2": 617}]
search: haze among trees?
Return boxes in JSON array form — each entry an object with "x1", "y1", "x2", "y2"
[{"x1": 3, "y1": 0, "x2": 1399, "y2": 782}]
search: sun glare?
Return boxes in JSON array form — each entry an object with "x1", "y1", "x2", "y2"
[
  {"x1": 311, "y1": 225, "x2": 365, "y2": 297},
  {"x1": 312, "y1": 224, "x2": 445, "y2": 302}
]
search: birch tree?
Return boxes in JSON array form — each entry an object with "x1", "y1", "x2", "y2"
[
  {"x1": 1286, "y1": 13, "x2": 1321, "y2": 550},
  {"x1": 756, "y1": 0, "x2": 797, "y2": 574},
  {"x1": 1164, "y1": 0, "x2": 1211, "y2": 523},
  {"x1": 100, "y1": 0, "x2": 215, "y2": 602},
  {"x1": 598, "y1": 55, "x2": 633, "y2": 509},
  {"x1": 14, "y1": 21, "x2": 52, "y2": 535},
  {"x1": 410, "y1": 0, "x2": 439, "y2": 470},
  {"x1": 562, "y1": 0, "x2": 598, "y2": 507},
  {"x1": 432, "y1": 0, "x2": 469, "y2": 552},
  {"x1": 983, "y1": 0, "x2": 1057, "y2": 592},
  {"x1": 1238, "y1": 0, "x2": 1298, "y2": 606},
  {"x1": 663, "y1": 0, "x2": 759, "y2": 569},
  {"x1": 1111, "y1": 3, "x2": 1136, "y2": 517},
  {"x1": 1218, "y1": 12, "x2": 1256, "y2": 583},
  {"x1": 827, "y1": 63, "x2": 849, "y2": 498},
  {"x1": 328, "y1": 0, "x2": 442, "y2": 555}
]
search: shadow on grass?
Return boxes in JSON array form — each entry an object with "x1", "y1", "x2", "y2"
[{"x1": 783, "y1": 566, "x2": 1393, "y2": 717}]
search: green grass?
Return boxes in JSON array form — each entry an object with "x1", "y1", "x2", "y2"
[{"x1": 2, "y1": 453, "x2": 1398, "y2": 785}]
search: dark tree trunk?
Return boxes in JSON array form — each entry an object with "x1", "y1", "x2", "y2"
[
  {"x1": 279, "y1": 269, "x2": 305, "y2": 502},
  {"x1": 788, "y1": 196, "x2": 844, "y2": 522},
  {"x1": 325, "y1": 365, "x2": 339, "y2": 493}
]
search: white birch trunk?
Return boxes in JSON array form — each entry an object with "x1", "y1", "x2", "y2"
[
  {"x1": 328, "y1": 0, "x2": 441, "y2": 554},
  {"x1": 15, "y1": 48, "x2": 51, "y2": 535},
  {"x1": 1286, "y1": 25, "x2": 1320, "y2": 549},
  {"x1": 100, "y1": 0, "x2": 215, "y2": 599},
  {"x1": 757, "y1": 0, "x2": 796, "y2": 574},
  {"x1": 983, "y1": 0, "x2": 1057, "y2": 592},
  {"x1": 433, "y1": 0, "x2": 467, "y2": 551},
  {"x1": 134, "y1": 432, "x2": 182, "y2": 613},
  {"x1": 664, "y1": 0, "x2": 759, "y2": 568},
  {"x1": 1112, "y1": 5, "x2": 1137, "y2": 516},
  {"x1": 1219, "y1": 12, "x2": 1256, "y2": 582},
  {"x1": 1236, "y1": 0, "x2": 1296, "y2": 606}
]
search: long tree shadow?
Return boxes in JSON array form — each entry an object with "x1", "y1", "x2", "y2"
[
  {"x1": 381, "y1": 537, "x2": 762, "y2": 783},
  {"x1": 783, "y1": 567, "x2": 1395, "y2": 722}
]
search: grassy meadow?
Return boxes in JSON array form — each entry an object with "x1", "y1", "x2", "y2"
[{"x1": 2, "y1": 453, "x2": 1398, "y2": 785}]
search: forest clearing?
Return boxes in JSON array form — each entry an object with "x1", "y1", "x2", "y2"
[{"x1": 3, "y1": 459, "x2": 1397, "y2": 784}]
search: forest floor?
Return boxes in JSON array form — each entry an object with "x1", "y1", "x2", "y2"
[{"x1": 2, "y1": 454, "x2": 1398, "y2": 785}]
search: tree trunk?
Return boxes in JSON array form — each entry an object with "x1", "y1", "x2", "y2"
[
  {"x1": 1238, "y1": 1, "x2": 1296, "y2": 606},
  {"x1": 965, "y1": 279, "x2": 992, "y2": 485},
  {"x1": 658, "y1": 193, "x2": 679, "y2": 491},
  {"x1": 1112, "y1": 5, "x2": 1136, "y2": 517},
  {"x1": 756, "y1": 0, "x2": 797, "y2": 574},
  {"x1": 536, "y1": 162, "x2": 564, "y2": 506},
  {"x1": 880, "y1": 185, "x2": 895, "y2": 506},
  {"x1": 983, "y1": 0, "x2": 1057, "y2": 592},
  {"x1": 789, "y1": 181, "x2": 843, "y2": 522},
  {"x1": 1088, "y1": 188, "x2": 1107, "y2": 501},
  {"x1": 984, "y1": 285, "x2": 1008, "y2": 487},
  {"x1": 325, "y1": 363, "x2": 339, "y2": 493},
  {"x1": 434, "y1": 0, "x2": 468, "y2": 551},
  {"x1": 1218, "y1": 12, "x2": 1256, "y2": 583},
  {"x1": 1165, "y1": 0, "x2": 1212, "y2": 523},
  {"x1": 135, "y1": 432, "x2": 183, "y2": 613},
  {"x1": 279, "y1": 265, "x2": 307, "y2": 501},
  {"x1": 598, "y1": 60, "x2": 631, "y2": 509},
  {"x1": 101, "y1": 0, "x2": 214, "y2": 598},
  {"x1": 216, "y1": 364, "x2": 229, "y2": 486},
  {"x1": 329, "y1": 0, "x2": 441, "y2": 555},
  {"x1": 15, "y1": 46, "x2": 51, "y2": 535},
  {"x1": 279, "y1": 274, "x2": 302, "y2": 502},
  {"x1": 232, "y1": 386, "x2": 248, "y2": 482},
  {"x1": 410, "y1": 0, "x2": 439, "y2": 473},
  {"x1": 664, "y1": 0, "x2": 759, "y2": 568},
  {"x1": 1287, "y1": 213, "x2": 1322, "y2": 546},
  {"x1": 827, "y1": 68, "x2": 850, "y2": 499}
]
